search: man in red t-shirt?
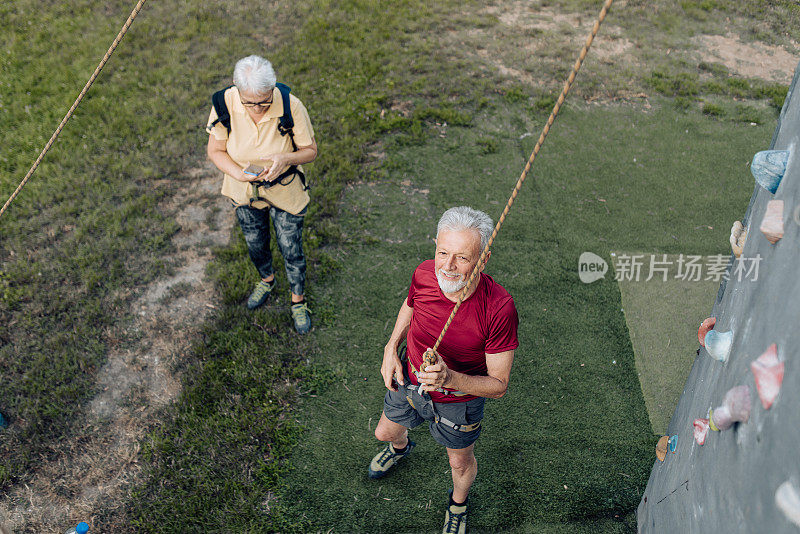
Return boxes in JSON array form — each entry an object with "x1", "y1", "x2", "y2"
[{"x1": 368, "y1": 206, "x2": 519, "y2": 534}]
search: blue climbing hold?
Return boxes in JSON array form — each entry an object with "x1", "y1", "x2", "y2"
[
  {"x1": 751, "y1": 149, "x2": 789, "y2": 194},
  {"x1": 0, "y1": 412, "x2": 7, "y2": 429},
  {"x1": 704, "y1": 329, "x2": 733, "y2": 362},
  {"x1": 668, "y1": 435, "x2": 678, "y2": 454}
]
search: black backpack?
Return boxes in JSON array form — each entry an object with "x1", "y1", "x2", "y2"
[{"x1": 210, "y1": 82, "x2": 308, "y2": 191}]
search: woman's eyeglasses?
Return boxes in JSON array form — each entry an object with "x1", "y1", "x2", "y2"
[{"x1": 241, "y1": 95, "x2": 273, "y2": 108}]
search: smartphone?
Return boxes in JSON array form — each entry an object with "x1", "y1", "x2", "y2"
[{"x1": 243, "y1": 164, "x2": 265, "y2": 177}]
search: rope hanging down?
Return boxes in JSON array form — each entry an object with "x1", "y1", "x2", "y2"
[
  {"x1": 430, "y1": 0, "x2": 614, "y2": 355},
  {"x1": 0, "y1": 0, "x2": 148, "y2": 221}
]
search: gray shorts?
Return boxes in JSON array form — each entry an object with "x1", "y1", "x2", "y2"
[{"x1": 383, "y1": 380, "x2": 485, "y2": 450}]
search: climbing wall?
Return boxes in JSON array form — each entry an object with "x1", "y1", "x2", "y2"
[{"x1": 637, "y1": 61, "x2": 800, "y2": 533}]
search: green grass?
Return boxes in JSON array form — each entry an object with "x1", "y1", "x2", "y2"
[
  {"x1": 0, "y1": 0, "x2": 790, "y2": 531},
  {"x1": 0, "y1": 0, "x2": 212, "y2": 487}
]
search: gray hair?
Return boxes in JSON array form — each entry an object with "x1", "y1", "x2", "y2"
[
  {"x1": 233, "y1": 55, "x2": 276, "y2": 95},
  {"x1": 437, "y1": 206, "x2": 494, "y2": 252}
]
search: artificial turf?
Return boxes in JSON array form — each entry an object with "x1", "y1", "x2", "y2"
[{"x1": 275, "y1": 102, "x2": 766, "y2": 531}]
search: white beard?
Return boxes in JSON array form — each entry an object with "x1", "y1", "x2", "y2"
[{"x1": 436, "y1": 269, "x2": 467, "y2": 294}]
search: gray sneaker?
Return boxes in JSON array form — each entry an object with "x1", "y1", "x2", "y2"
[
  {"x1": 246, "y1": 279, "x2": 275, "y2": 309},
  {"x1": 442, "y1": 491, "x2": 468, "y2": 534},
  {"x1": 291, "y1": 301, "x2": 312, "y2": 334},
  {"x1": 368, "y1": 440, "x2": 415, "y2": 479}
]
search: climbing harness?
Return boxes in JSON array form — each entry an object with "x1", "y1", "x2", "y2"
[
  {"x1": 398, "y1": 347, "x2": 480, "y2": 432},
  {"x1": 210, "y1": 82, "x2": 309, "y2": 199},
  {"x1": 404, "y1": 386, "x2": 481, "y2": 433},
  {"x1": 0, "y1": 0, "x2": 148, "y2": 221},
  {"x1": 430, "y1": 0, "x2": 614, "y2": 353}
]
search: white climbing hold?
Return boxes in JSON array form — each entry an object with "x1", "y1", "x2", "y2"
[
  {"x1": 776, "y1": 481, "x2": 800, "y2": 527},
  {"x1": 709, "y1": 385, "x2": 751, "y2": 431},
  {"x1": 704, "y1": 329, "x2": 733, "y2": 362}
]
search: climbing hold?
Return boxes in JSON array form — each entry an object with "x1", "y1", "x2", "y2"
[
  {"x1": 750, "y1": 343, "x2": 784, "y2": 409},
  {"x1": 708, "y1": 410, "x2": 720, "y2": 431},
  {"x1": 704, "y1": 329, "x2": 733, "y2": 362},
  {"x1": 751, "y1": 149, "x2": 789, "y2": 194},
  {"x1": 760, "y1": 199, "x2": 784, "y2": 244},
  {"x1": 693, "y1": 418, "x2": 710, "y2": 445},
  {"x1": 668, "y1": 435, "x2": 678, "y2": 453},
  {"x1": 656, "y1": 435, "x2": 669, "y2": 462},
  {"x1": 0, "y1": 412, "x2": 7, "y2": 429},
  {"x1": 709, "y1": 385, "x2": 751, "y2": 431},
  {"x1": 698, "y1": 317, "x2": 716, "y2": 347},
  {"x1": 729, "y1": 221, "x2": 747, "y2": 258},
  {"x1": 776, "y1": 481, "x2": 800, "y2": 527}
]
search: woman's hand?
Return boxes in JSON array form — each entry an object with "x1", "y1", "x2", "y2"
[
  {"x1": 236, "y1": 168, "x2": 261, "y2": 182},
  {"x1": 262, "y1": 153, "x2": 294, "y2": 181}
]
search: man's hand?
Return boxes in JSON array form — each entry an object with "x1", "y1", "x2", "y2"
[
  {"x1": 262, "y1": 153, "x2": 293, "y2": 181},
  {"x1": 381, "y1": 344, "x2": 405, "y2": 391},
  {"x1": 417, "y1": 348, "x2": 451, "y2": 393}
]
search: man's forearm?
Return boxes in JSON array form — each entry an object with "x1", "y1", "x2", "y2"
[
  {"x1": 444, "y1": 370, "x2": 508, "y2": 399},
  {"x1": 386, "y1": 301, "x2": 413, "y2": 349}
]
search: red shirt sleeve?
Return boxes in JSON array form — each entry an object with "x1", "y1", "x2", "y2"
[{"x1": 485, "y1": 296, "x2": 519, "y2": 354}]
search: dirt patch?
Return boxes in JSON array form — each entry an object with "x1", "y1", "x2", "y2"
[
  {"x1": 486, "y1": 3, "x2": 634, "y2": 65},
  {"x1": 693, "y1": 33, "x2": 799, "y2": 84},
  {"x1": 0, "y1": 163, "x2": 232, "y2": 533},
  {"x1": 442, "y1": 2, "x2": 637, "y2": 98}
]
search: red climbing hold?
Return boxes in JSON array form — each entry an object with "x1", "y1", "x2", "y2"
[
  {"x1": 750, "y1": 343, "x2": 784, "y2": 409},
  {"x1": 760, "y1": 199, "x2": 784, "y2": 244},
  {"x1": 693, "y1": 418, "x2": 709, "y2": 445},
  {"x1": 709, "y1": 385, "x2": 751, "y2": 431},
  {"x1": 698, "y1": 317, "x2": 716, "y2": 347}
]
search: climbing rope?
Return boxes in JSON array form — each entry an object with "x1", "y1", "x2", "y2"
[
  {"x1": 0, "y1": 0, "x2": 148, "y2": 220},
  {"x1": 430, "y1": 0, "x2": 614, "y2": 354}
]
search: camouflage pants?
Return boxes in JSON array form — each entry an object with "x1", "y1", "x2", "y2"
[{"x1": 235, "y1": 205, "x2": 306, "y2": 296}]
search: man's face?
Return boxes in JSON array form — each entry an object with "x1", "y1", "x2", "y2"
[{"x1": 434, "y1": 228, "x2": 486, "y2": 294}]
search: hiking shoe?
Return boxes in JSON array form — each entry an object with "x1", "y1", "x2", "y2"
[
  {"x1": 368, "y1": 440, "x2": 415, "y2": 479},
  {"x1": 290, "y1": 301, "x2": 312, "y2": 334},
  {"x1": 442, "y1": 491, "x2": 468, "y2": 534},
  {"x1": 247, "y1": 279, "x2": 276, "y2": 309}
]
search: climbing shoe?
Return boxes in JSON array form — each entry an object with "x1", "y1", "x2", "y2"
[
  {"x1": 290, "y1": 301, "x2": 312, "y2": 334},
  {"x1": 368, "y1": 440, "x2": 415, "y2": 479},
  {"x1": 246, "y1": 279, "x2": 276, "y2": 309},
  {"x1": 442, "y1": 491, "x2": 468, "y2": 534}
]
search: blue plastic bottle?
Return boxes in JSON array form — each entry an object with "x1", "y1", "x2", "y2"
[{"x1": 65, "y1": 522, "x2": 89, "y2": 534}]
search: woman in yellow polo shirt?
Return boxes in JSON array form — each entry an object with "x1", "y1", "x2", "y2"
[{"x1": 206, "y1": 55, "x2": 317, "y2": 334}]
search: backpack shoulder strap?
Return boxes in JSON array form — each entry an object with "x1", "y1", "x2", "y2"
[
  {"x1": 274, "y1": 82, "x2": 308, "y2": 190},
  {"x1": 210, "y1": 85, "x2": 234, "y2": 133},
  {"x1": 275, "y1": 82, "x2": 295, "y2": 147}
]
